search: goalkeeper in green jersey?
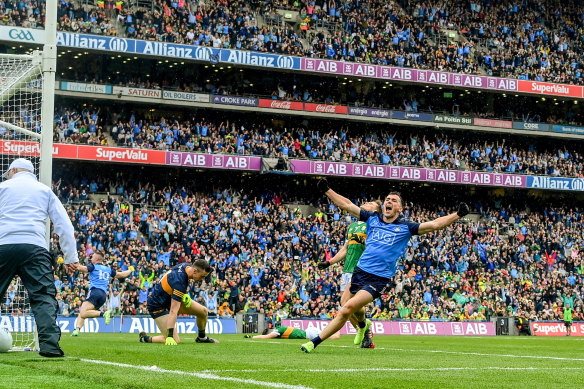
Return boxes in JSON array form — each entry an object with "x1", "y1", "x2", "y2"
[
  {"x1": 318, "y1": 201, "x2": 381, "y2": 349},
  {"x1": 245, "y1": 326, "x2": 340, "y2": 340}
]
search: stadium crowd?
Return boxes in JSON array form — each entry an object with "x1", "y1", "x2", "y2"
[
  {"x1": 53, "y1": 105, "x2": 584, "y2": 178},
  {"x1": 58, "y1": 67, "x2": 584, "y2": 127},
  {"x1": 12, "y1": 169, "x2": 579, "y2": 328},
  {"x1": 4, "y1": 0, "x2": 581, "y2": 84}
]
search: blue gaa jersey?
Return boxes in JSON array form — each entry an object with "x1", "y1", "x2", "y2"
[
  {"x1": 147, "y1": 263, "x2": 189, "y2": 310},
  {"x1": 357, "y1": 210, "x2": 420, "y2": 278},
  {"x1": 86, "y1": 263, "x2": 116, "y2": 292}
]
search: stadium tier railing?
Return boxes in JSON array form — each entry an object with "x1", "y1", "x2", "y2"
[
  {"x1": 1, "y1": 26, "x2": 584, "y2": 100},
  {"x1": 55, "y1": 80, "x2": 584, "y2": 137}
]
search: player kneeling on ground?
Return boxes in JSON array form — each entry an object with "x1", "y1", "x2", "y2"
[
  {"x1": 245, "y1": 326, "x2": 340, "y2": 341},
  {"x1": 140, "y1": 259, "x2": 218, "y2": 345}
]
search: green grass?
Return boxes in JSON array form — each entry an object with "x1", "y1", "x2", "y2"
[{"x1": 1, "y1": 334, "x2": 583, "y2": 389}]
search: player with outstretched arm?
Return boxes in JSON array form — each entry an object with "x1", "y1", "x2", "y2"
[
  {"x1": 301, "y1": 178, "x2": 469, "y2": 353},
  {"x1": 318, "y1": 200, "x2": 381, "y2": 348},
  {"x1": 139, "y1": 259, "x2": 219, "y2": 345},
  {"x1": 245, "y1": 326, "x2": 341, "y2": 341},
  {"x1": 71, "y1": 250, "x2": 133, "y2": 336}
]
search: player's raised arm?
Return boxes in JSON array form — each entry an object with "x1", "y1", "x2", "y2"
[
  {"x1": 115, "y1": 266, "x2": 134, "y2": 279},
  {"x1": 317, "y1": 178, "x2": 360, "y2": 217},
  {"x1": 417, "y1": 203, "x2": 469, "y2": 235},
  {"x1": 75, "y1": 263, "x2": 90, "y2": 273},
  {"x1": 318, "y1": 241, "x2": 348, "y2": 269}
]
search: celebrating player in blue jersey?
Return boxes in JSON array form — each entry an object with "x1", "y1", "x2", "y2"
[
  {"x1": 139, "y1": 259, "x2": 219, "y2": 345},
  {"x1": 71, "y1": 250, "x2": 133, "y2": 336},
  {"x1": 301, "y1": 179, "x2": 469, "y2": 353}
]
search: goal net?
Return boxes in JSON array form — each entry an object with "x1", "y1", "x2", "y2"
[
  {"x1": 0, "y1": 52, "x2": 44, "y2": 351},
  {"x1": 0, "y1": 277, "x2": 38, "y2": 351}
]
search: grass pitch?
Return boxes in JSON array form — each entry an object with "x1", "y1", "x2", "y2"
[{"x1": 0, "y1": 334, "x2": 582, "y2": 388}]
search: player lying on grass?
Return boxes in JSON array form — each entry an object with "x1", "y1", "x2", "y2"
[
  {"x1": 301, "y1": 179, "x2": 469, "y2": 353},
  {"x1": 245, "y1": 326, "x2": 340, "y2": 340},
  {"x1": 72, "y1": 250, "x2": 133, "y2": 336},
  {"x1": 139, "y1": 259, "x2": 218, "y2": 345},
  {"x1": 318, "y1": 200, "x2": 380, "y2": 349}
]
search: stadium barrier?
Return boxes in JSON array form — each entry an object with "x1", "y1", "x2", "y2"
[
  {"x1": 4, "y1": 25, "x2": 582, "y2": 98},
  {"x1": 56, "y1": 81, "x2": 584, "y2": 136},
  {"x1": 0, "y1": 315, "x2": 237, "y2": 334},
  {"x1": 1, "y1": 139, "x2": 583, "y2": 192},
  {"x1": 282, "y1": 319, "x2": 496, "y2": 336},
  {"x1": 530, "y1": 321, "x2": 584, "y2": 337}
]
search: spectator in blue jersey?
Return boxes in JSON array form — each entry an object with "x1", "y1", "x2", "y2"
[
  {"x1": 71, "y1": 250, "x2": 133, "y2": 336},
  {"x1": 301, "y1": 178, "x2": 469, "y2": 353}
]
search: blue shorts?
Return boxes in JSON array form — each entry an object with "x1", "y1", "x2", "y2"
[
  {"x1": 148, "y1": 306, "x2": 170, "y2": 319},
  {"x1": 349, "y1": 267, "x2": 393, "y2": 299},
  {"x1": 86, "y1": 288, "x2": 107, "y2": 310}
]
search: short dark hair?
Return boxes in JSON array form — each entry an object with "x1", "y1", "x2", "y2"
[
  {"x1": 387, "y1": 191, "x2": 403, "y2": 206},
  {"x1": 94, "y1": 250, "x2": 105, "y2": 260},
  {"x1": 193, "y1": 259, "x2": 212, "y2": 273}
]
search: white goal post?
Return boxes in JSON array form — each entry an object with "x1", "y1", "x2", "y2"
[{"x1": 0, "y1": 0, "x2": 57, "y2": 352}]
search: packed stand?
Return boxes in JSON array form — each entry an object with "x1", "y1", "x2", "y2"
[
  {"x1": 102, "y1": 113, "x2": 584, "y2": 178},
  {"x1": 4, "y1": 0, "x2": 584, "y2": 84},
  {"x1": 115, "y1": 0, "x2": 304, "y2": 56},
  {"x1": 28, "y1": 171, "x2": 583, "y2": 327},
  {"x1": 53, "y1": 105, "x2": 110, "y2": 145},
  {"x1": 398, "y1": 0, "x2": 584, "y2": 84},
  {"x1": 50, "y1": 103, "x2": 584, "y2": 178},
  {"x1": 57, "y1": 1, "x2": 118, "y2": 36}
]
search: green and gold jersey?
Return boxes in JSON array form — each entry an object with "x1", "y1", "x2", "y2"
[
  {"x1": 344, "y1": 221, "x2": 367, "y2": 274},
  {"x1": 276, "y1": 326, "x2": 306, "y2": 339}
]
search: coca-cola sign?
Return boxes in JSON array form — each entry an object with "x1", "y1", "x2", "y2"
[
  {"x1": 258, "y1": 99, "x2": 303, "y2": 110},
  {"x1": 304, "y1": 103, "x2": 348, "y2": 114}
]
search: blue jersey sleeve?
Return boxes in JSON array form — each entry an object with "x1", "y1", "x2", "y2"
[
  {"x1": 405, "y1": 221, "x2": 420, "y2": 235},
  {"x1": 87, "y1": 264, "x2": 95, "y2": 273},
  {"x1": 110, "y1": 268, "x2": 117, "y2": 278},
  {"x1": 359, "y1": 210, "x2": 376, "y2": 222},
  {"x1": 167, "y1": 267, "x2": 188, "y2": 302}
]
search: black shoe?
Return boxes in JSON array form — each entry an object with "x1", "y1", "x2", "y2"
[
  {"x1": 243, "y1": 334, "x2": 253, "y2": 338},
  {"x1": 360, "y1": 329, "x2": 375, "y2": 349},
  {"x1": 39, "y1": 349, "x2": 65, "y2": 358},
  {"x1": 196, "y1": 336, "x2": 219, "y2": 343}
]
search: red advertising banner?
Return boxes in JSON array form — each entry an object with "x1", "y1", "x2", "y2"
[
  {"x1": 518, "y1": 80, "x2": 583, "y2": 98},
  {"x1": 530, "y1": 321, "x2": 584, "y2": 336},
  {"x1": 304, "y1": 103, "x2": 348, "y2": 114},
  {"x1": 76, "y1": 145, "x2": 167, "y2": 164},
  {"x1": 54, "y1": 143, "x2": 79, "y2": 159},
  {"x1": 474, "y1": 118, "x2": 513, "y2": 129},
  {"x1": 258, "y1": 99, "x2": 304, "y2": 111},
  {"x1": 0, "y1": 139, "x2": 42, "y2": 156}
]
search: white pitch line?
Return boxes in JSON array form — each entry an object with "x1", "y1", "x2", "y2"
[
  {"x1": 201, "y1": 367, "x2": 584, "y2": 373},
  {"x1": 79, "y1": 358, "x2": 313, "y2": 389},
  {"x1": 237, "y1": 340, "x2": 584, "y2": 362}
]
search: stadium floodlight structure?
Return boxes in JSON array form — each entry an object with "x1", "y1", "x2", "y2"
[{"x1": 0, "y1": 1, "x2": 57, "y2": 351}]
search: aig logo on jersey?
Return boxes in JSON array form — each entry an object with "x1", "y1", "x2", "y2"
[{"x1": 369, "y1": 229, "x2": 397, "y2": 246}]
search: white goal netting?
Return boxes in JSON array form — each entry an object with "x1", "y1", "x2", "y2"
[
  {"x1": 0, "y1": 277, "x2": 38, "y2": 351},
  {"x1": 0, "y1": 52, "x2": 44, "y2": 351}
]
